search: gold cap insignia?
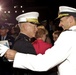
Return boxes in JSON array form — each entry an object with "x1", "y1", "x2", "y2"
[
  {"x1": 57, "y1": 13, "x2": 69, "y2": 19},
  {"x1": 26, "y1": 18, "x2": 39, "y2": 24}
]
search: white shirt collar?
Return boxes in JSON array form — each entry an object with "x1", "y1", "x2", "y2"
[{"x1": 69, "y1": 26, "x2": 76, "y2": 31}]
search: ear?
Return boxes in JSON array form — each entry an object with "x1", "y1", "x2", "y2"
[{"x1": 69, "y1": 16, "x2": 75, "y2": 23}]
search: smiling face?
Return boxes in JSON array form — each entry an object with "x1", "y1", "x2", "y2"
[
  {"x1": 59, "y1": 16, "x2": 70, "y2": 30},
  {"x1": 59, "y1": 15, "x2": 76, "y2": 30}
]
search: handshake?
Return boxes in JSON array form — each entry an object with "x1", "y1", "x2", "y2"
[{"x1": 0, "y1": 44, "x2": 16, "y2": 61}]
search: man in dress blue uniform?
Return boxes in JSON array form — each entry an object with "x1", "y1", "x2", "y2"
[
  {"x1": 11, "y1": 12, "x2": 46, "y2": 75},
  {"x1": 1, "y1": 6, "x2": 76, "y2": 75}
]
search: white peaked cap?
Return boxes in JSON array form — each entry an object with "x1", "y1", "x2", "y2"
[
  {"x1": 16, "y1": 12, "x2": 39, "y2": 24},
  {"x1": 57, "y1": 6, "x2": 76, "y2": 19},
  {"x1": 59, "y1": 6, "x2": 76, "y2": 13}
]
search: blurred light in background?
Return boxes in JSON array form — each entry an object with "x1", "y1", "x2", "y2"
[{"x1": 0, "y1": 6, "x2": 2, "y2": 11}]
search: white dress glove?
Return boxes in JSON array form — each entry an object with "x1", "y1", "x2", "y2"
[{"x1": 0, "y1": 44, "x2": 9, "y2": 57}]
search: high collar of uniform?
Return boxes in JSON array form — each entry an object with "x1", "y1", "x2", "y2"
[
  {"x1": 69, "y1": 26, "x2": 76, "y2": 31},
  {"x1": 18, "y1": 33, "x2": 30, "y2": 41}
]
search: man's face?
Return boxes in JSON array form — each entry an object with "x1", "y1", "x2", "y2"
[
  {"x1": 59, "y1": 16, "x2": 72, "y2": 30},
  {"x1": 0, "y1": 29, "x2": 9, "y2": 36},
  {"x1": 21, "y1": 22, "x2": 38, "y2": 38}
]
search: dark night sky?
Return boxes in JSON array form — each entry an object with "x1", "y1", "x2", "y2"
[{"x1": 0, "y1": 0, "x2": 76, "y2": 24}]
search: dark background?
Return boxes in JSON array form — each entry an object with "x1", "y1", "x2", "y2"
[{"x1": 0, "y1": 0, "x2": 76, "y2": 24}]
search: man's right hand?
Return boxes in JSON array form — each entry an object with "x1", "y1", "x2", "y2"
[{"x1": 4, "y1": 49, "x2": 17, "y2": 60}]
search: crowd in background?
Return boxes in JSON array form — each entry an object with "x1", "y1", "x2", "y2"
[{"x1": 0, "y1": 19, "x2": 63, "y2": 75}]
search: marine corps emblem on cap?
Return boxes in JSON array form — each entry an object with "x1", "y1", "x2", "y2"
[
  {"x1": 16, "y1": 12, "x2": 39, "y2": 24},
  {"x1": 57, "y1": 6, "x2": 76, "y2": 19}
]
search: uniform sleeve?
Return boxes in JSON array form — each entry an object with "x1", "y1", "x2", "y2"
[{"x1": 13, "y1": 31, "x2": 73, "y2": 71}]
